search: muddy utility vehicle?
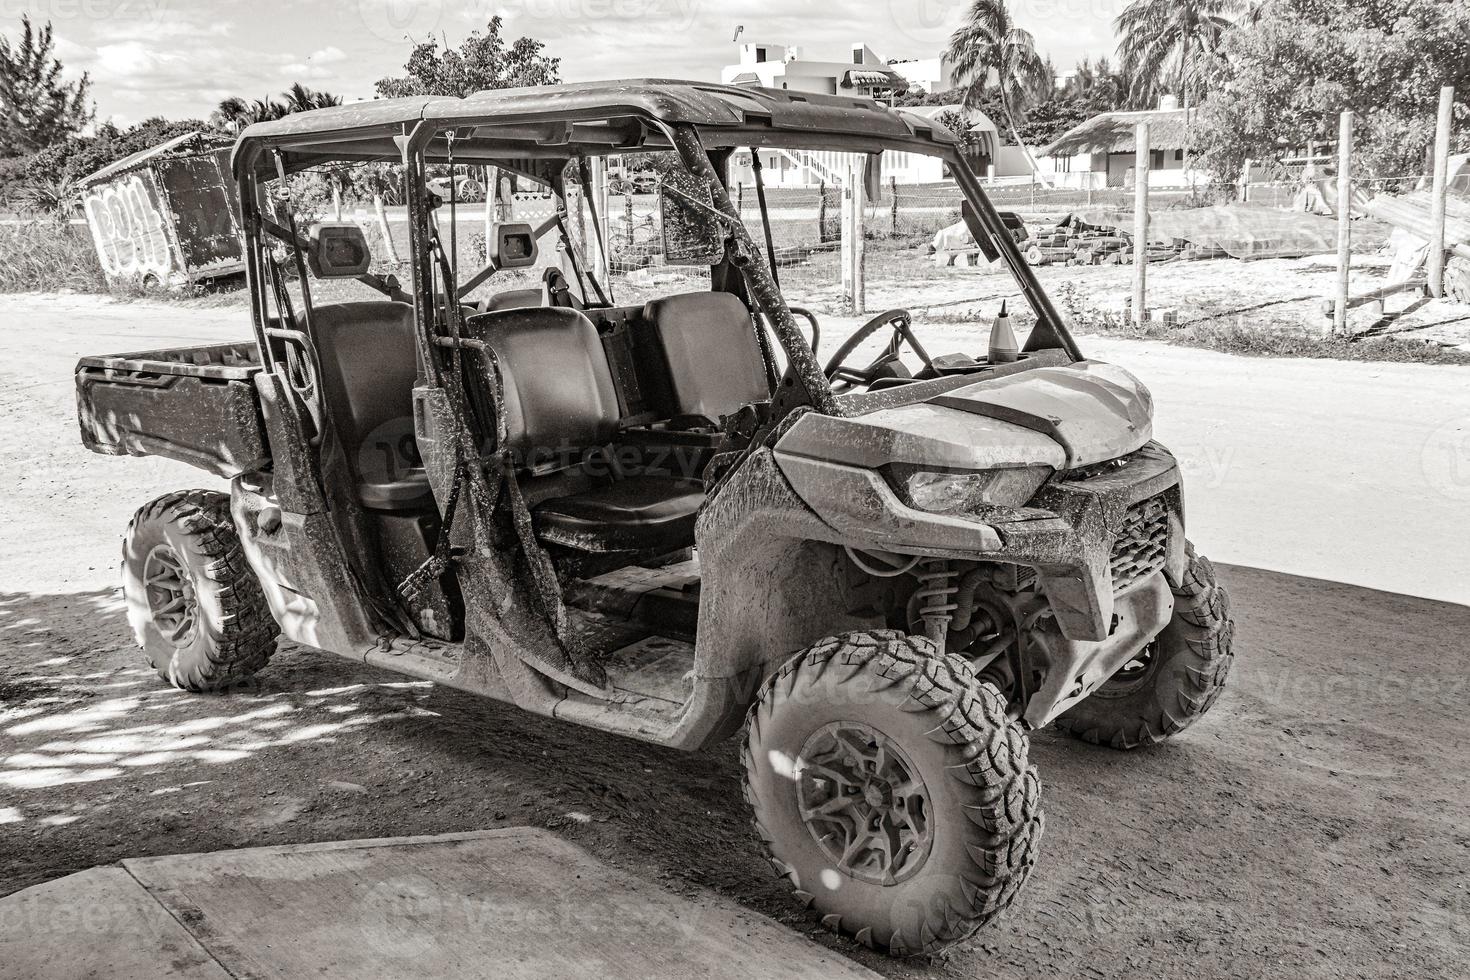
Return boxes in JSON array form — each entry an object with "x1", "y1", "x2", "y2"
[{"x1": 76, "y1": 81, "x2": 1235, "y2": 956}]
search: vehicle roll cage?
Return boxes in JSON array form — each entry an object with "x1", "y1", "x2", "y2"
[{"x1": 232, "y1": 95, "x2": 1082, "y2": 423}]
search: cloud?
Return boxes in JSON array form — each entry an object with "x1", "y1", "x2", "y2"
[{"x1": 279, "y1": 44, "x2": 349, "y2": 78}]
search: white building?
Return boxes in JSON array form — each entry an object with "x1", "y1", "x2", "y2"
[
  {"x1": 886, "y1": 55, "x2": 955, "y2": 97},
  {"x1": 721, "y1": 42, "x2": 907, "y2": 100},
  {"x1": 720, "y1": 41, "x2": 1033, "y2": 187}
]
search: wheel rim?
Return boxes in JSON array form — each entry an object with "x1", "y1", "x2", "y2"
[
  {"x1": 1094, "y1": 639, "x2": 1159, "y2": 698},
  {"x1": 143, "y1": 544, "x2": 197, "y2": 647},
  {"x1": 795, "y1": 721, "x2": 933, "y2": 886}
]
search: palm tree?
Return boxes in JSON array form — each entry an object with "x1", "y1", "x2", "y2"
[
  {"x1": 211, "y1": 86, "x2": 342, "y2": 134},
  {"x1": 283, "y1": 82, "x2": 343, "y2": 114},
  {"x1": 210, "y1": 96, "x2": 253, "y2": 133},
  {"x1": 1114, "y1": 0, "x2": 1242, "y2": 179},
  {"x1": 946, "y1": 1, "x2": 1053, "y2": 185}
]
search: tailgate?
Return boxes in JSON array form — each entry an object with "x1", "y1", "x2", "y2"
[{"x1": 75, "y1": 342, "x2": 270, "y2": 479}]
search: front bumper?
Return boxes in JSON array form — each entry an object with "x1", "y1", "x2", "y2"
[
  {"x1": 775, "y1": 441, "x2": 1186, "y2": 643},
  {"x1": 776, "y1": 441, "x2": 1186, "y2": 730}
]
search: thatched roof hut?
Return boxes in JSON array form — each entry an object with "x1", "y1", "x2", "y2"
[{"x1": 1042, "y1": 108, "x2": 1197, "y2": 158}]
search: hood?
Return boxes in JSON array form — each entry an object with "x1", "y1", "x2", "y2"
[
  {"x1": 775, "y1": 360, "x2": 1153, "y2": 472},
  {"x1": 927, "y1": 361, "x2": 1153, "y2": 469}
]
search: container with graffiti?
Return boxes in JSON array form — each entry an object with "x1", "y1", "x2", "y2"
[{"x1": 78, "y1": 132, "x2": 245, "y2": 287}]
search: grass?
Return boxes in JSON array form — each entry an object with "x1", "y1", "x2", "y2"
[{"x1": 0, "y1": 221, "x2": 108, "y2": 293}]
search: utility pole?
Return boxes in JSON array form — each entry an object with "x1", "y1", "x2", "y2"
[
  {"x1": 1429, "y1": 86, "x2": 1456, "y2": 298},
  {"x1": 1334, "y1": 112, "x2": 1354, "y2": 336},
  {"x1": 1132, "y1": 122, "x2": 1150, "y2": 328}
]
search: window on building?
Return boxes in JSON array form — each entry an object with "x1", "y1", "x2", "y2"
[
  {"x1": 755, "y1": 47, "x2": 767, "y2": 63},
  {"x1": 1152, "y1": 149, "x2": 1166, "y2": 169},
  {"x1": 1174, "y1": 149, "x2": 1184, "y2": 162},
  {"x1": 853, "y1": 48, "x2": 864, "y2": 64}
]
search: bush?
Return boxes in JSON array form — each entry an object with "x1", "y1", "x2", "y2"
[{"x1": 0, "y1": 219, "x2": 107, "y2": 292}]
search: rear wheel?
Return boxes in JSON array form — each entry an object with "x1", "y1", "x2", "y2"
[
  {"x1": 122, "y1": 490, "x2": 279, "y2": 692},
  {"x1": 1055, "y1": 543, "x2": 1235, "y2": 749},
  {"x1": 743, "y1": 630, "x2": 1043, "y2": 956}
]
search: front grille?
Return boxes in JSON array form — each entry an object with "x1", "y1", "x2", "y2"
[{"x1": 1110, "y1": 495, "x2": 1169, "y2": 594}]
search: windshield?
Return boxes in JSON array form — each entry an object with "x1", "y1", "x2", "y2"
[{"x1": 557, "y1": 135, "x2": 1075, "y2": 394}]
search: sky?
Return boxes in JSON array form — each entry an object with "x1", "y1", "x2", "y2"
[{"x1": 3, "y1": 0, "x2": 1126, "y2": 128}]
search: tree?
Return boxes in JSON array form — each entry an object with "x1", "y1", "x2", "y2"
[
  {"x1": 210, "y1": 85, "x2": 343, "y2": 134},
  {"x1": 1115, "y1": 0, "x2": 1240, "y2": 109},
  {"x1": 1197, "y1": 0, "x2": 1470, "y2": 180},
  {"x1": 283, "y1": 82, "x2": 342, "y2": 114},
  {"x1": 0, "y1": 16, "x2": 93, "y2": 157},
  {"x1": 1062, "y1": 56, "x2": 1129, "y2": 113},
  {"x1": 25, "y1": 117, "x2": 208, "y2": 185},
  {"x1": 946, "y1": 1, "x2": 1052, "y2": 183},
  {"x1": 375, "y1": 16, "x2": 560, "y2": 99},
  {"x1": 1015, "y1": 99, "x2": 1095, "y2": 146},
  {"x1": 1115, "y1": 0, "x2": 1241, "y2": 179}
]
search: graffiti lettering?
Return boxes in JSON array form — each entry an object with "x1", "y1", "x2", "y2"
[{"x1": 83, "y1": 175, "x2": 174, "y2": 280}]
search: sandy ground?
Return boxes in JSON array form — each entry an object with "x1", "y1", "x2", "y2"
[{"x1": 2, "y1": 294, "x2": 1469, "y2": 979}]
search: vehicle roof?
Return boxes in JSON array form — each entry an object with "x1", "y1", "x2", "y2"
[{"x1": 232, "y1": 79, "x2": 957, "y2": 177}]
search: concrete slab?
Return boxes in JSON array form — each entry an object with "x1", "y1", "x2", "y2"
[
  {"x1": 0, "y1": 867, "x2": 229, "y2": 980},
  {"x1": 117, "y1": 829, "x2": 875, "y2": 979}
]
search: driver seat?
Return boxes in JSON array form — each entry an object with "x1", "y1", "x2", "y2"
[{"x1": 464, "y1": 307, "x2": 704, "y2": 554}]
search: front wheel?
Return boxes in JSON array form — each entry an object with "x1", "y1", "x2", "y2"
[
  {"x1": 1055, "y1": 542, "x2": 1235, "y2": 749},
  {"x1": 122, "y1": 490, "x2": 279, "y2": 692},
  {"x1": 743, "y1": 630, "x2": 1043, "y2": 956}
]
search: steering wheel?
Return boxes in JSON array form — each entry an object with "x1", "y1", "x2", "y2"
[{"x1": 823, "y1": 309, "x2": 934, "y2": 391}]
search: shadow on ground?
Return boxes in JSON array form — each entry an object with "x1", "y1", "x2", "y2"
[{"x1": 2, "y1": 566, "x2": 1468, "y2": 980}]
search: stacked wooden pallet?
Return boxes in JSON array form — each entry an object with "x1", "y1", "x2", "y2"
[{"x1": 1021, "y1": 217, "x2": 1195, "y2": 267}]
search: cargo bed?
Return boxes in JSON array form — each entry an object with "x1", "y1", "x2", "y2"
[{"x1": 75, "y1": 342, "x2": 270, "y2": 479}]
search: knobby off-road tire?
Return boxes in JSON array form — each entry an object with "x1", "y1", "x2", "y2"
[
  {"x1": 743, "y1": 630, "x2": 1043, "y2": 956},
  {"x1": 122, "y1": 490, "x2": 279, "y2": 692},
  {"x1": 1056, "y1": 542, "x2": 1235, "y2": 750}
]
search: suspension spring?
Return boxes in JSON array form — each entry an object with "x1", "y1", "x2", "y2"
[{"x1": 913, "y1": 559, "x2": 960, "y2": 648}]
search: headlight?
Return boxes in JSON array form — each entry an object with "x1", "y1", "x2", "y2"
[{"x1": 891, "y1": 465, "x2": 1051, "y2": 514}]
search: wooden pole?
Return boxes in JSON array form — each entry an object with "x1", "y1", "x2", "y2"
[
  {"x1": 1334, "y1": 111, "x2": 1354, "y2": 336},
  {"x1": 1133, "y1": 122, "x2": 1150, "y2": 328},
  {"x1": 840, "y1": 162, "x2": 867, "y2": 315},
  {"x1": 840, "y1": 162, "x2": 866, "y2": 315},
  {"x1": 589, "y1": 156, "x2": 609, "y2": 285},
  {"x1": 374, "y1": 192, "x2": 399, "y2": 264},
  {"x1": 1240, "y1": 157, "x2": 1252, "y2": 203},
  {"x1": 483, "y1": 165, "x2": 497, "y2": 259},
  {"x1": 1428, "y1": 85, "x2": 1455, "y2": 298}
]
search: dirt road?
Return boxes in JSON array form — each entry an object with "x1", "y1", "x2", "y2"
[{"x1": 2, "y1": 294, "x2": 1467, "y2": 979}]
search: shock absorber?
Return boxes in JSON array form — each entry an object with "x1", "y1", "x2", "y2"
[{"x1": 913, "y1": 559, "x2": 959, "y2": 648}]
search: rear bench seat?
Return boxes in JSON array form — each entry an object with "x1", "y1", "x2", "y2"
[{"x1": 311, "y1": 301, "x2": 434, "y2": 511}]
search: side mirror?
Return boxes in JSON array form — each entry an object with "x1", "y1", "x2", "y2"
[
  {"x1": 659, "y1": 171, "x2": 726, "y2": 266},
  {"x1": 489, "y1": 222, "x2": 538, "y2": 269},
  {"x1": 961, "y1": 200, "x2": 1001, "y2": 264},
  {"x1": 307, "y1": 223, "x2": 371, "y2": 278}
]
